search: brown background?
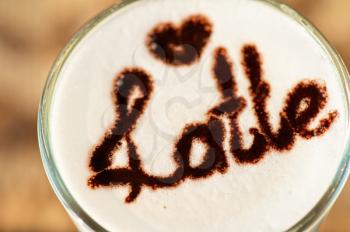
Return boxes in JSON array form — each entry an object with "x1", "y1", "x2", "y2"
[{"x1": 0, "y1": 0, "x2": 349, "y2": 231}]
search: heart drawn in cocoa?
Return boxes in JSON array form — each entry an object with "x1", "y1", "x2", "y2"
[{"x1": 146, "y1": 14, "x2": 212, "y2": 66}]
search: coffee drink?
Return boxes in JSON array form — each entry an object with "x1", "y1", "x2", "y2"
[{"x1": 47, "y1": 0, "x2": 347, "y2": 231}]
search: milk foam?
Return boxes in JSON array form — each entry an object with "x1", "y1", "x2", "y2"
[{"x1": 49, "y1": 0, "x2": 347, "y2": 231}]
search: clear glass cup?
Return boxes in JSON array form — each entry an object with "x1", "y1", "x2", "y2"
[{"x1": 38, "y1": 0, "x2": 350, "y2": 231}]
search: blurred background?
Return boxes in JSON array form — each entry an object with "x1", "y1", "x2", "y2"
[{"x1": 0, "y1": 0, "x2": 349, "y2": 231}]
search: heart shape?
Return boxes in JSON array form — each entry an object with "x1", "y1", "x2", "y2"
[{"x1": 146, "y1": 14, "x2": 212, "y2": 66}]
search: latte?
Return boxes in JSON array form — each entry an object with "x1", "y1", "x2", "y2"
[{"x1": 46, "y1": 0, "x2": 348, "y2": 231}]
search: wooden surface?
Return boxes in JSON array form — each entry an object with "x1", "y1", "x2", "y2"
[{"x1": 0, "y1": 0, "x2": 349, "y2": 231}]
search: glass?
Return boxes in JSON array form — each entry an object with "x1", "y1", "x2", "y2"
[{"x1": 38, "y1": 0, "x2": 350, "y2": 231}]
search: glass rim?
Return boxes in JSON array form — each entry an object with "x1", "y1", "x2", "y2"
[{"x1": 37, "y1": 0, "x2": 350, "y2": 231}]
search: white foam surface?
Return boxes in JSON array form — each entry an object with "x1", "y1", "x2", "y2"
[{"x1": 49, "y1": 0, "x2": 347, "y2": 231}]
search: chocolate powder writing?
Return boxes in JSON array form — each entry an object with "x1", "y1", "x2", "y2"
[{"x1": 88, "y1": 15, "x2": 338, "y2": 203}]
